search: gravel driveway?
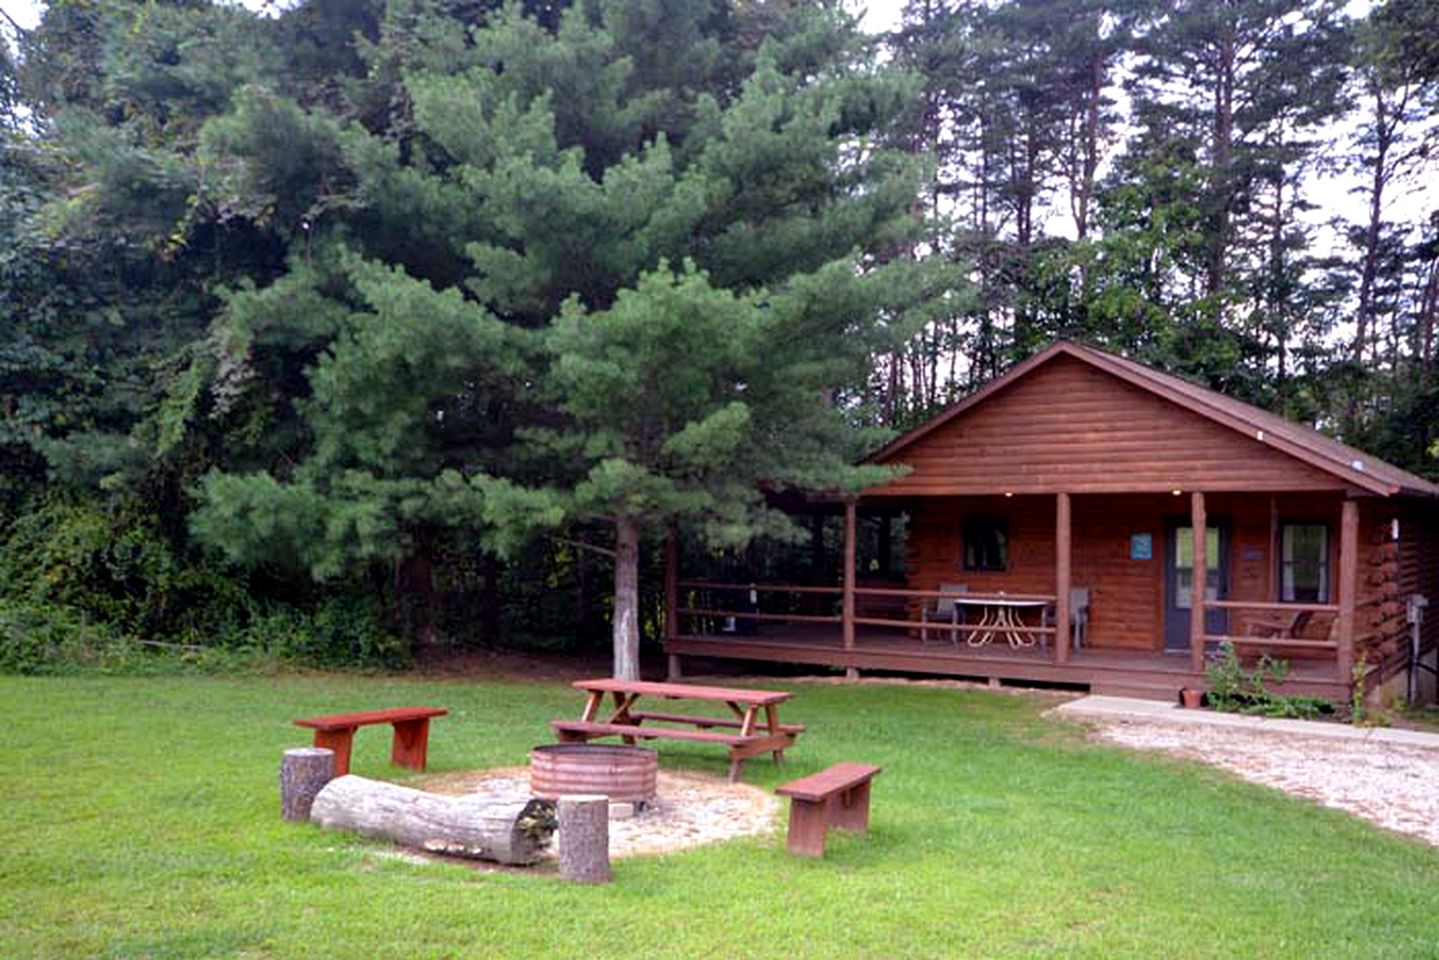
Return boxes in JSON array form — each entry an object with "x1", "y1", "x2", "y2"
[{"x1": 1092, "y1": 720, "x2": 1439, "y2": 846}]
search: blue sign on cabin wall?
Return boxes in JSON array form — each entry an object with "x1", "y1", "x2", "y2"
[{"x1": 1130, "y1": 533, "x2": 1152, "y2": 560}]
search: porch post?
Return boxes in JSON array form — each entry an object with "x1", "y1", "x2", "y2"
[
  {"x1": 842, "y1": 499, "x2": 857, "y2": 661},
  {"x1": 1337, "y1": 498, "x2": 1359, "y2": 684},
  {"x1": 1054, "y1": 492, "x2": 1071, "y2": 665},
  {"x1": 1189, "y1": 491, "x2": 1208, "y2": 673},
  {"x1": 664, "y1": 525, "x2": 681, "y2": 679}
]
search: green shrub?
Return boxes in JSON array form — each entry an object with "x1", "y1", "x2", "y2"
[
  {"x1": 0, "y1": 496, "x2": 256, "y2": 640},
  {"x1": 0, "y1": 600, "x2": 128, "y2": 674},
  {"x1": 1205, "y1": 641, "x2": 1332, "y2": 720},
  {"x1": 223, "y1": 597, "x2": 409, "y2": 668}
]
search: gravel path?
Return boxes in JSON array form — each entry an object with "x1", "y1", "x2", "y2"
[{"x1": 1093, "y1": 721, "x2": 1439, "y2": 846}]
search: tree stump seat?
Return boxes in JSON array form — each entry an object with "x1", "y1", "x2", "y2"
[
  {"x1": 775, "y1": 762, "x2": 882, "y2": 857},
  {"x1": 294, "y1": 707, "x2": 447, "y2": 777}
]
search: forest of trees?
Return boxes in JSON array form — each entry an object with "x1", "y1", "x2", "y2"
[{"x1": 1, "y1": 0, "x2": 1436, "y2": 672}]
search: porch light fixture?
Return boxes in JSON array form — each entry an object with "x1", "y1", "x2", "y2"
[
  {"x1": 1004, "y1": 492, "x2": 1014, "y2": 498},
  {"x1": 1171, "y1": 489, "x2": 1182, "y2": 496}
]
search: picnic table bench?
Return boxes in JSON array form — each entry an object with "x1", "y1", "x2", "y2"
[
  {"x1": 775, "y1": 762, "x2": 882, "y2": 856},
  {"x1": 551, "y1": 679, "x2": 801, "y2": 782},
  {"x1": 294, "y1": 706, "x2": 447, "y2": 777}
]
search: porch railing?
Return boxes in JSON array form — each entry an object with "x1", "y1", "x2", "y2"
[
  {"x1": 674, "y1": 581, "x2": 1057, "y2": 649},
  {"x1": 675, "y1": 581, "x2": 842, "y2": 635},
  {"x1": 852, "y1": 587, "x2": 1057, "y2": 645},
  {"x1": 1199, "y1": 600, "x2": 1342, "y2": 652}
]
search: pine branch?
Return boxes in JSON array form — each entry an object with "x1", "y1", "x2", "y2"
[
  {"x1": 554, "y1": 536, "x2": 617, "y2": 560},
  {"x1": 0, "y1": 6, "x2": 28, "y2": 36}
]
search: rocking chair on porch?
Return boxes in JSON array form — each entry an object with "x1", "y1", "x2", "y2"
[
  {"x1": 919, "y1": 583, "x2": 969, "y2": 644},
  {"x1": 1243, "y1": 609, "x2": 1313, "y2": 640}
]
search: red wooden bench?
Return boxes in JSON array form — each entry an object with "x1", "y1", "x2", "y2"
[
  {"x1": 294, "y1": 707, "x2": 447, "y2": 777},
  {"x1": 775, "y1": 762, "x2": 882, "y2": 856}
]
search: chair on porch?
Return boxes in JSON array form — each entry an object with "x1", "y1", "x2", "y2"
[
  {"x1": 1243, "y1": 609, "x2": 1313, "y2": 640},
  {"x1": 919, "y1": 583, "x2": 969, "y2": 644},
  {"x1": 1042, "y1": 587, "x2": 1091, "y2": 651},
  {"x1": 1070, "y1": 588, "x2": 1091, "y2": 649}
]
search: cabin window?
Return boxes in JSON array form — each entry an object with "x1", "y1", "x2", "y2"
[
  {"x1": 1280, "y1": 524, "x2": 1329, "y2": 603},
  {"x1": 962, "y1": 518, "x2": 1008, "y2": 572}
]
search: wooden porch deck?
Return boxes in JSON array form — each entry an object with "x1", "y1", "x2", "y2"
[{"x1": 664, "y1": 623, "x2": 1347, "y2": 701}]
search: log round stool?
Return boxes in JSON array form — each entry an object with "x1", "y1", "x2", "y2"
[
  {"x1": 558, "y1": 795, "x2": 612, "y2": 884},
  {"x1": 280, "y1": 747, "x2": 335, "y2": 822}
]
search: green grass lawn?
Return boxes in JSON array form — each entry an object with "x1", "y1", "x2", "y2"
[{"x1": 2, "y1": 673, "x2": 1436, "y2": 959}]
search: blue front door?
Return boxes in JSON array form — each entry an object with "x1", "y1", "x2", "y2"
[{"x1": 1163, "y1": 521, "x2": 1228, "y2": 653}]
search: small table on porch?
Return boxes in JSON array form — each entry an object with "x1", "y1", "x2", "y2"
[
  {"x1": 953, "y1": 596, "x2": 1051, "y2": 648},
  {"x1": 550, "y1": 678, "x2": 802, "y2": 782}
]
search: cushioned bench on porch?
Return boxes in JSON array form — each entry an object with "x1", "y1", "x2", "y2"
[{"x1": 294, "y1": 706, "x2": 447, "y2": 777}]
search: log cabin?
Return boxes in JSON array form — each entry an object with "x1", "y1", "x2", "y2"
[{"x1": 663, "y1": 341, "x2": 1439, "y2": 704}]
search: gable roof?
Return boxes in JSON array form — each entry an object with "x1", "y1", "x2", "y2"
[{"x1": 865, "y1": 341, "x2": 1439, "y2": 499}]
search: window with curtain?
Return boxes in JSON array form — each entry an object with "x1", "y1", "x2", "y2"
[{"x1": 1280, "y1": 524, "x2": 1329, "y2": 602}]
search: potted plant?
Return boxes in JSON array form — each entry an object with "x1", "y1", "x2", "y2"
[{"x1": 1180, "y1": 687, "x2": 1205, "y2": 709}]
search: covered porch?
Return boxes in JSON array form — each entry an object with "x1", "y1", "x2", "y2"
[
  {"x1": 660, "y1": 489, "x2": 1367, "y2": 703},
  {"x1": 662, "y1": 622, "x2": 1348, "y2": 700}
]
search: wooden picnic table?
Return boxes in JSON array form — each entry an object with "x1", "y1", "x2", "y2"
[{"x1": 550, "y1": 678, "x2": 803, "y2": 782}]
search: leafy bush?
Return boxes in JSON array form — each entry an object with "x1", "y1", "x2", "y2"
[
  {"x1": 0, "y1": 497, "x2": 255, "y2": 640},
  {"x1": 0, "y1": 595, "x2": 407, "y2": 675},
  {"x1": 0, "y1": 496, "x2": 407, "y2": 671},
  {"x1": 1205, "y1": 641, "x2": 1332, "y2": 720},
  {"x1": 0, "y1": 600, "x2": 130, "y2": 674},
  {"x1": 223, "y1": 597, "x2": 409, "y2": 668}
]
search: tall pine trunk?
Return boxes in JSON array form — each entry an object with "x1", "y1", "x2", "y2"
[
  {"x1": 612, "y1": 516, "x2": 641, "y2": 681},
  {"x1": 1354, "y1": 84, "x2": 1391, "y2": 364},
  {"x1": 1207, "y1": 31, "x2": 1236, "y2": 299}
]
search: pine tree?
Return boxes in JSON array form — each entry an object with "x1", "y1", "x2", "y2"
[{"x1": 187, "y1": 1, "x2": 938, "y2": 674}]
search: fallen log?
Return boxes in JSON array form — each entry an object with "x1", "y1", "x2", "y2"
[{"x1": 309, "y1": 775, "x2": 556, "y2": 865}]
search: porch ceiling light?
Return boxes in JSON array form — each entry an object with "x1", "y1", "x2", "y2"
[
  {"x1": 1004, "y1": 492, "x2": 1014, "y2": 498},
  {"x1": 1171, "y1": 489, "x2": 1182, "y2": 496}
]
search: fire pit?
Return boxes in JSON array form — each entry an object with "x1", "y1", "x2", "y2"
[{"x1": 530, "y1": 744, "x2": 658, "y2": 804}]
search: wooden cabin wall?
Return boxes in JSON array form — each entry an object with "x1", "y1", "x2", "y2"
[
  {"x1": 1379, "y1": 501, "x2": 1439, "y2": 692},
  {"x1": 905, "y1": 492, "x2": 1351, "y2": 653},
  {"x1": 871, "y1": 356, "x2": 1347, "y2": 498}
]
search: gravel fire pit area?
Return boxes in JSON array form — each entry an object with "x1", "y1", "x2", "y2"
[{"x1": 416, "y1": 767, "x2": 778, "y2": 858}]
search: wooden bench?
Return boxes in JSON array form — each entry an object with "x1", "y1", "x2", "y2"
[
  {"x1": 294, "y1": 707, "x2": 447, "y2": 777},
  {"x1": 775, "y1": 762, "x2": 882, "y2": 856},
  {"x1": 552, "y1": 720, "x2": 749, "y2": 747},
  {"x1": 627, "y1": 710, "x2": 807, "y2": 734}
]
